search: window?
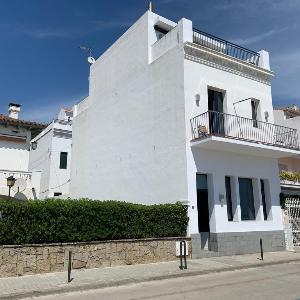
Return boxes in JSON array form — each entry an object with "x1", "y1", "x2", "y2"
[
  {"x1": 54, "y1": 192, "x2": 62, "y2": 197},
  {"x1": 154, "y1": 25, "x2": 169, "y2": 40},
  {"x1": 225, "y1": 176, "x2": 233, "y2": 221},
  {"x1": 59, "y1": 152, "x2": 68, "y2": 169},
  {"x1": 239, "y1": 178, "x2": 256, "y2": 220},
  {"x1": 251, "y1": 100, "x2": 259, "y2": 127},
  {"x1": 260, "y1": 180, "x2": 268, "y2": 220}
]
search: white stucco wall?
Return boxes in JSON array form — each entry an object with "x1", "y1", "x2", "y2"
[
  {"x1": 29, "y1": 121, "x2": 72, "y2": 198},
  {"x1": 186, "y1": 148, "x2": 283, "y2": 234},
  {"x1": 0, "y1": 143, "x2": 29, "y2": 171},
  {"x1": 28, "y1": 125, "x2": 52, "y2": 198},
  {"x1": 274, "y1": 110, "x2": 300, "y2": 135},
  {"x1": 47, "y1": 132, "x2": 72, "y2": 197},
  {"x1": 0, "y1": 125, "x2": 30, "y2": 171},
  {"x1": 70, "y1": 11, "x2": 284, "y2": 238},
  {"x1": 183, "y1": 48, "x2": 282, "y2": 234},
  {"x1": 70, "y1": 12, "x2": 188, "y2": 203},
  {"x1": 274, "y1": 109, "x2": 300, "y2": 174},
  {"x1": 184, "y1": 58, "x2": 274, "y2": 129}
]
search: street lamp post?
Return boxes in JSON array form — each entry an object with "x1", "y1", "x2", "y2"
[{"x1": 6, "y1": 176, "x2": 16, "y2": 199}]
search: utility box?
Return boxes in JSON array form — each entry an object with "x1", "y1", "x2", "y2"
[{"x1": 176, "y1": 241, "x2": 189, "y2": 256}]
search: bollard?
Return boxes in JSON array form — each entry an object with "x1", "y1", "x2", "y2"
[
  {"x1": 260, "y1": 238, "x2": 264, "y2": 261},
  {"x1": 67, "y1": 251, "x2": 72, "y2": 283},
  {"x1": 179, "y1": 241, "x2": 187, "y2": 270}
]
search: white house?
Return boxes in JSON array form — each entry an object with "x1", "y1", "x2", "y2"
[
  {"x1": 274, "y1": 105, "x2": 300, "y2": 195},
  {"x1": 70, "y1": 10, "x2": 300, "y2": 255},
  {"x1": 0, "y1": 103, "x2": 46, "y2": 199},
  {"x1": 29, "y1": 108, "x2": 73, "y2": 199}
]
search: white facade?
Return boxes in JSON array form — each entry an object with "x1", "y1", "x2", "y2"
[
  {"x1": 0, "y1": 124, "x2": 30, "y2": 171},
  {"x1": 274, "y1": 106, "x2": 300, "y2": 194},
  {"x1": 70, "y1": 11, "x2": 300, "y2": 253},
  {"x1": 29, "y1": 108, "x2": 72, "y2": 198},
  {"x1": 0, "y1": 104, "x2": 45, "y2": 199}
]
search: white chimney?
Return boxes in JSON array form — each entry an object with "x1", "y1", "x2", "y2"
[{"x1": 8, "y1": 103, "x2": 21, "y2": 119}]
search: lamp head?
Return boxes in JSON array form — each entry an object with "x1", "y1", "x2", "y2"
[{"x1": 6, "y1": 176, "x2": 16, "y2": 187}]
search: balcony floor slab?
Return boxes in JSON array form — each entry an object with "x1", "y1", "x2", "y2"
[{"x1": 190, "y1": 135, "x2": 300, "y2": 158}]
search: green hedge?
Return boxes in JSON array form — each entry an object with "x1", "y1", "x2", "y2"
[{"x1": 0, "y1": 199, "x2": 188, "y2": 245}]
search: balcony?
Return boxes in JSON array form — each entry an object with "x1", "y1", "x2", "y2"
[
  {"x1": 190, "y1": 111, "x2": 300, "y2": 158},
  {"x1": 193, "y1": 28, "x2": 260, "y2": 66}
]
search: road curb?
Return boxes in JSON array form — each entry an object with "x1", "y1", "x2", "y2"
[{"x1": 2, "y1": 258, "x2": 300, "y2": 300}]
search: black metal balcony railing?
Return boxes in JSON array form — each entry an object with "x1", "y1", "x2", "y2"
[
  {"x1": 190, "y1": 111, "x2": 299, "y2": 150},
  {"x1": 193, "y1": 28, "x2": 260, "y2": 66}
]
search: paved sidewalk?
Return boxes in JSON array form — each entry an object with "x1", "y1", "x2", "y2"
[{"x1": 1, "y1": 251, "x2": 300, "y2": 299}]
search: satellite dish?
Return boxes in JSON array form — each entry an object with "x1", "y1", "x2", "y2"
[
  {"x1": 14, "y1": 192, "x2": 28, "y2": 201},
  {"x1": 12, "y1": 178, "x2": 27, "y2": 193},
  {"x1": 88, "y1": 57, "x2": 96, "y2": 65}
]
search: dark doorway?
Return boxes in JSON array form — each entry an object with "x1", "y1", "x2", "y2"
[
  {"x1": 208, "y1": 89, "x2": 224, "y2": 135},
  {"x1": 196, "y1": 174, "x2": 210, "y2": 232}
]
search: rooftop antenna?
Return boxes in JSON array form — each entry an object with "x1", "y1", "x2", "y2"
[
  {"x1": 148, "y1": 1, "x2": 153, "y2": 12},
  {"x1": 79, "y1": 45, "x2": 95, "y2": 65}
]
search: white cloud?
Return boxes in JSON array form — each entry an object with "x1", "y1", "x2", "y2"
[
  {"x1": 231, "y1": 28, "x2": 288, "y2": 46},
  {"x1": 215, "y1": 0, "x2": 300, "y2": 12},
  {"x1": 0, "y1": 19, "x2": 131, "y2": 39}
]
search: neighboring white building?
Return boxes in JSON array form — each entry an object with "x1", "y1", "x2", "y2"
[
  {"x1": 0, "y1": 103, "x2": 46, "y2": 199},
  {"x1": 274, "y1": 105, "x2": 300, "y2": 195},
  {"x1": 29, "y1": 108, "x2": 73, "y2": 199},
  {"x1": 70, "y1": 11, "x2": 300, "y2": 255}
]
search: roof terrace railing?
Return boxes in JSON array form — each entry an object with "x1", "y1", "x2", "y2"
[
  {"x1": 190, "y1": 110, "x2": 299, "y2": 150},
  {"x1": 193, "y1": 28, "x2": 260, "y2": 66}
]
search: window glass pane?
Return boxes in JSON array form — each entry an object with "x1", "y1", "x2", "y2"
[
  {"x1": 239, "y1": 178, "x2": 255, "y2": 220},
  {"x1": 261, "y1": 179, "x2": 268, "y2": 220},
  {"x1": 225, "y1": 176, "x2": 233, "y2": 221},
  {"x1": 196, "y1": 174, "x2": 207, "y2": 190},
  {"x1": 60, "y1": 152, "x2": 68, "y2": 169}
]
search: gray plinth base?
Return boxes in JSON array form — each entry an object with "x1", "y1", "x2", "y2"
[{"x1": 209, "y1": 231, "x2": 285, "y2": 255}]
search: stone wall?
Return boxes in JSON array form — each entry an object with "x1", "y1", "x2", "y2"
[{"x1": 0, "y1": 237, "x2": 191, "y2": 277}]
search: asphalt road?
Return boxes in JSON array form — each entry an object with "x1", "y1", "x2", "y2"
[{"x1": 26, "y1": 262, "x2": 300, "y2": 300}]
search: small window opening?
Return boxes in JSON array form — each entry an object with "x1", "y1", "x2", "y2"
[{"x1": 59, "y1": 152, "x2": 68, "y2": 169}]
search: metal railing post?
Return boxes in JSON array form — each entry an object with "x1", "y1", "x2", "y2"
[
  {"x1": 179, "y1": 240, "x2": 187, "y2": 270},
  {"x1": 260, "y1": 238, "x2": 264, "y2": 261},
  {"x1": 67, "y1": 251, "x2": 72, "y2": 283},
  {"x1": 192, "y1": 28, "x2": 260, "y2": 65}
]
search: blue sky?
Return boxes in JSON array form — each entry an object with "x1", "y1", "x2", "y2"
[{"x1": 0, "y1": 0, "x2": 299, "y2": 122}]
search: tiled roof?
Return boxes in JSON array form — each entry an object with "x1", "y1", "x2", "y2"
[{"x1": 0, "y1": 114, "x2": 47, "y2": 128}]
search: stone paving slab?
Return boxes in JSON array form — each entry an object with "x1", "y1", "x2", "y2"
[{"x1": 1, "y1": 251, "x2": 300, "y2": 299}]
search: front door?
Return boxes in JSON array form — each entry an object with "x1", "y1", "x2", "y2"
[
  {"x1": 208, "y1": 89, "x2": 224, "y2": 135},
  {"x1": 196, "y1": 174, "x2": 210, "y2": 233}
]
